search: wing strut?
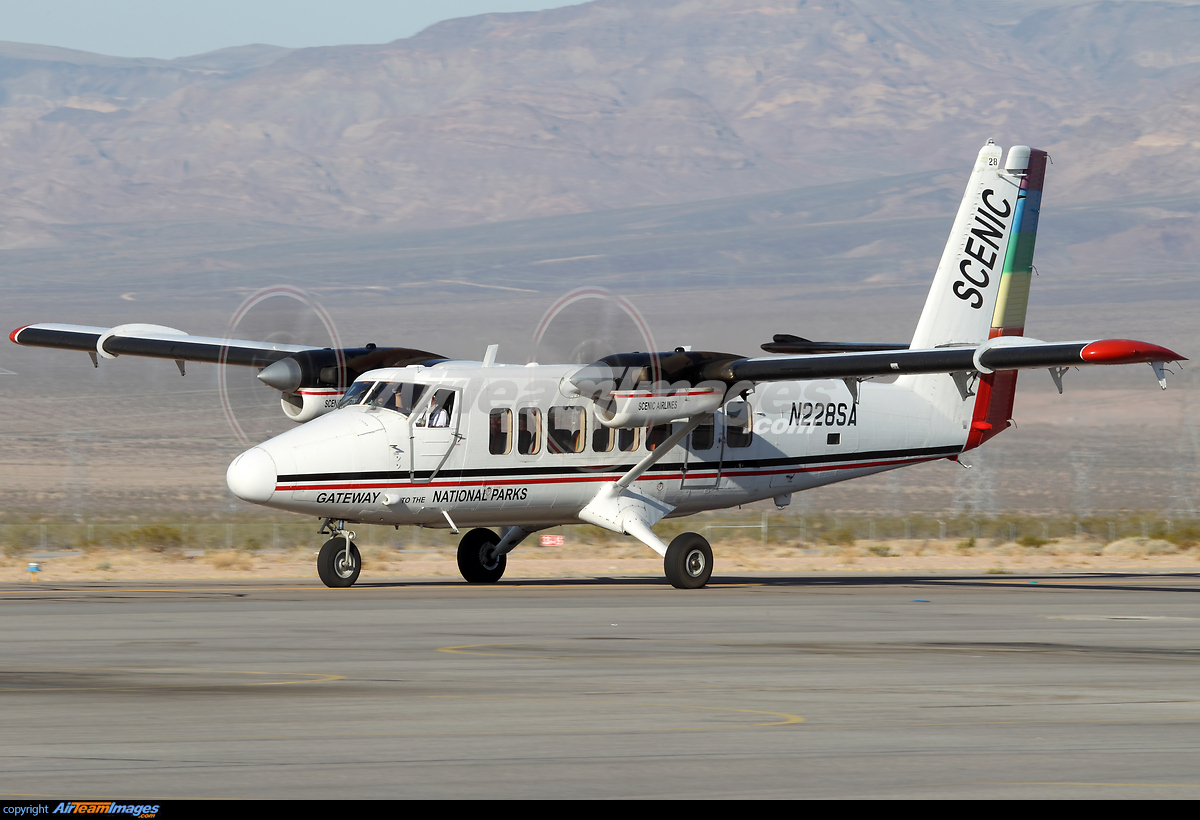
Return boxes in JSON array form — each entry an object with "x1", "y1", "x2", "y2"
[{"x1": 578, "y1": 415, "x2": 708, "y2": 556}]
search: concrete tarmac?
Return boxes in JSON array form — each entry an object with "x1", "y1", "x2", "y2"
[{"x1": 2, "y1": 572, "x2": 1199, "y2": 799}]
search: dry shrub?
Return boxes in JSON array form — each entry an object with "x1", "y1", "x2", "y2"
[
  {"x1": 1102, "y1": 538, "x2": 1177, "y2": 557},
  {"x1": 824, "y1": 528, "x2": 857, "y2": 547},
  {"x1": 361, "y1": 546, "x2": 397, "y2": 565},
  {"x1": 209, "y1": 550, "x2": 253, "y2": 571},
  {"x1": 114, "y1": 524, "x2": 183, "y2": 553}
]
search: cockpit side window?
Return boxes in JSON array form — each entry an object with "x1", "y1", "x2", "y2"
[{"x1": 415, "y1": 389, "x2": 455, "y2": 428}]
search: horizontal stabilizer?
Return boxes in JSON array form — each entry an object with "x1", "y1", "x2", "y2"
[{"x1": 760, "y1": 334, "x2": 910, "y2": 355}]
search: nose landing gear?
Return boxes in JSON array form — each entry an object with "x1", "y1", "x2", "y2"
[{"x1": 317, "y1": 519, "x2": 361, "y2": 588}]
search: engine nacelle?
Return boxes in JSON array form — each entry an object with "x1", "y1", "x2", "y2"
[
  {"x1": 564, "y1": 350, "x2": 743, "y2": 427},
  {"x1": 595, "y1": 384, "x2": 725, "y2": 428},
  {"x1": 280, "y1": 389, "x2": 345, "y2": 423}
]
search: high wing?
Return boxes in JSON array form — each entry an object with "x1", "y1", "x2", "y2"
[
  {"x1": 713, "y1": 337, "x2": 1185, "y2": 385},
  {"x1": 10, "y1": 322, "x2": 444, "y2": 391},
  {"x1": 569, "y1": 336, "x2": 1185, "y2": 393},
  {"x1": 11, "y1": 322, "x2": 310, "y2": 368}
]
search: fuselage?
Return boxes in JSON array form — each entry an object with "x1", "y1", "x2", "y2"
[{"x1": 226, "y1": 360, "x2": 971, "y2": 528}]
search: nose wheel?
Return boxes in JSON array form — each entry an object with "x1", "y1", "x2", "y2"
[
  {"x1": 457, "y1": 527, "x2": 507, "y2": 583},
  {"x1": 664, "y1": 532, "x2": 713, "y2": 589},
  {"x1": 317, "y1": 535, "x2": 361, "y2": 588}
]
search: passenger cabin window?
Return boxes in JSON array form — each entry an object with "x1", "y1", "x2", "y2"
[
  {"x1": 517, "y1": 408, "x2": 541, "y2": 455},
  {"x1": 366, "y1": 382, "x2": 427, "y2": 416},
  {"x1": 725, "y1": 401, "x2": 753, "y2": 449},
  {"x1": 618, "y1": 427, "x2": 639, "y2": 452},
  {"x1": 691, "y1": 417, "x2": 715, "y2": 450},
  {"x1": 489, "y1": 409, "x2": 512, "y2": 455},
  {"x1": 548, "y1": 406, "x2": 585, "y2": 454},
  {"x1": 646, "y1": 423, "x2": 673, "y2": 451},
  {"x1": 592, "y1": 423, "x2": 615, "y2": 453}
]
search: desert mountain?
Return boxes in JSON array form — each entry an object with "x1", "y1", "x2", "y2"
[{"x1": 2, "y1": 0, "x2": 1200, "y2": 245}]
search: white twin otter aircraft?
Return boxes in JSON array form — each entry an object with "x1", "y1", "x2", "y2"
[{"x1": 12, "y1": 142, "x2": 1186, "y2": 589}]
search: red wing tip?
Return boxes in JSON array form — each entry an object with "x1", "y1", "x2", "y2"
[
  {"x1": 1081, "y1": 339, "x2": 1187, "y2": 365},
  {"x1": 9, "y1": 325, "x2": 30, "y2": 344}
]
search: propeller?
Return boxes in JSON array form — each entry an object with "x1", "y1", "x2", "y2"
[
  {"x1": 219, "y1": 285, "x2": 343, "y2": 446},
  {"x1": 219, "y1": 285, "x2": 444, "y2": 445},
  {"x1": 529, "y1": 287, "x2": 659, "y2": 367}
]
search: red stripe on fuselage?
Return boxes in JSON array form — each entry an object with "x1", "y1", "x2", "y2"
[{"x1": 273, "y1": 454, "x2": 942, "y2": 494}]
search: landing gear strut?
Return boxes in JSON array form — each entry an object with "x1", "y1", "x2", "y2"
[
  {"x1": 317, "y1": 519, "x2": 361, "y2": 588},
  {"x1": 664, "y1": 532, "x2": 713, "y2": 589},
  {"x1": 457, "y1": 527, "x2": 506, "y2": 583}
]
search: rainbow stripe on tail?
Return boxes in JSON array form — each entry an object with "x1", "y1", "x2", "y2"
[
  {"x1": 967, "y1": 147, "x2": 1048, "y2": 449},
  {"x1": 990, "y1": 147, "x2": 1046, "y2": 338}
]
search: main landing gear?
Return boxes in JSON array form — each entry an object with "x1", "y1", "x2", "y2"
[
  {"x1": 664, "y1": 532, "x2": 713, "y2": 589},
  {"x1": 450, "y1": 526, "x2": 713, "y2": 588},
  {"x1": 317, "y1": 520, "x2": 361, "y2": 588},
  {"x1": 457, "y1": 527, "x2": 507, "y2": 583}
]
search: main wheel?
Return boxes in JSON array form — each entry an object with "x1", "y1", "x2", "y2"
[
  {"x1": 664, "y1": 532, "x2": 713, "y2": 589},
  {"x1": 317, "y1": 537, "x2": 361, "y2": 588},
  {"x1": 457, "y1": 528, "x2": 506, "y2": 583}
]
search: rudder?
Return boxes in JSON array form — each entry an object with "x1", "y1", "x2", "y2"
[{"x1": 905, "y1": 141, "x2": 1049, "y2": 450}]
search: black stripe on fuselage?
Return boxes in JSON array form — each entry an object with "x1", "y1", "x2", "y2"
[{"x1": 276, "y1": 444, "x2": 962, "y2": 485}]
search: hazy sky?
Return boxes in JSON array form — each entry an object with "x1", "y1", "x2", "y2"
[{"x1": 0, "y1": 1, "x2": 584, "y2": 59}]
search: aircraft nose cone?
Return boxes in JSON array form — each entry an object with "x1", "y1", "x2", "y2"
[{"x1": 226, "y1": 447, "x2": 278, "y2": 503}]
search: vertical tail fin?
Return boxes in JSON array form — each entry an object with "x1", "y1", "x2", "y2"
[
  {"x1": 910, "y1": 141, "x2": 1047, "y2": 349},
  {"x1": 906, "y1": 141, "x2": 1048, "y2": 449}
]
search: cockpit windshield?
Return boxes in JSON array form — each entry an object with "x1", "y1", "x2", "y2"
[
  {"x1": 336, "y1": 381, "x2": 376, "y2": 409},
  {"x1": 367, "y1": 382, "x2": 428, "y2": 416},
  {"x1": 338, "y1": 380, "x2": 429, "y2": 416}
]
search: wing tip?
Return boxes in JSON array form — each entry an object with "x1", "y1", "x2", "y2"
[
  {"x1": 9, "y1": 325, "x2": 30, "y2": 344},
  {"x1": 1081, "y1": 339, "x2": 1187, "y2": 364}
]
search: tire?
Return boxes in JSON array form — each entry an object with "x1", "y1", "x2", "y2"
[
  {"x1": 457, "y1": 528, "x2": 506, "y2": 583},
  {"x1": 317, "y1": 537, "x2": 361, "y2": 588},
  {"x1": 664, "y1": 532, "x2": 713, "y2": 589}
]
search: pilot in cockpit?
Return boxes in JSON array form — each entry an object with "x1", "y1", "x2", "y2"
[{"x1": 429, "y1": 392, "x2": 453, "y2": 427}]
